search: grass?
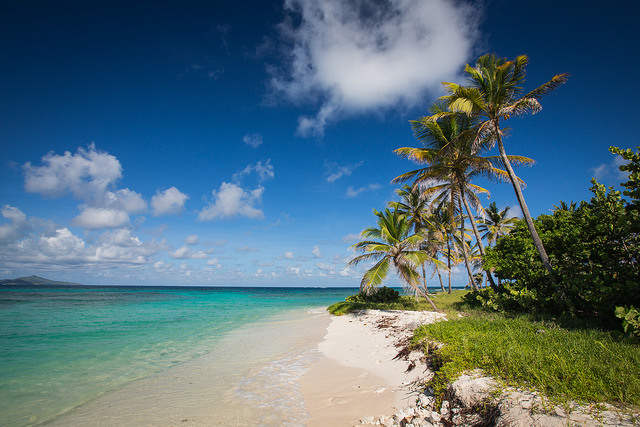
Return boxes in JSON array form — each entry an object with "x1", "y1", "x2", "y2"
[
  {"x1": 328, "y1": 289, "x2": 640, "y2": 409},
  {"x1": 327, "y1": 289, "x2": 470, "y2": 315},
  {"x1": 413, "y1": 311, "x2": 640, "y2": 409}
]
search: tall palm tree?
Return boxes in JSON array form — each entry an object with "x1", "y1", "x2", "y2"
[
  {"x1": 393, "y1": 111, "x2": 533, "y2": 290},
  {"x1": 440, "y1": 53, "x2": 568, "y2": 278},
  {"x1": 479, "y1": 202, "x2": 519, "y2": 246},
  {"x1": 347, "y1": 208, "x2": 441, "y2": 311}
]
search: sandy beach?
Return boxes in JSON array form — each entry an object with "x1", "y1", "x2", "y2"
[
  {"x1": 302, "y1": 310, "x2": 447, "y2": 426},
  {"x1": 40, "y1": 308, "x2": 446, "y2": 427}
]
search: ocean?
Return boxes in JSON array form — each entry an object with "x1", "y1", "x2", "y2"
[{"x1": 0, "y1": 285, "x2": 357, "y2": 426}]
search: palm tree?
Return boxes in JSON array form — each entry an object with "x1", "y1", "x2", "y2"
[
  {"x1": 388, "y1": 184, "x2": 439, "y2": 295},
  {"x1": 552, "y1": 200, "x2": 578, "y2": 213},
  {"x1": 393, "y1": 111, "x2": 533, "y2": 290},
  {"x1": 424, "y1": 201, "x2": 455, "y2": 293},
  {"x1": 479, "y1": 202, "x2": 519, "y2": 246},
  {"x1": 347, "y1": 208, "x2": 441, "y2": 311},
  {"x1": 440, "y1": 53, "x2": 568, "y2": 278}
]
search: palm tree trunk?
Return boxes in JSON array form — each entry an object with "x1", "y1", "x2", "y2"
[
  {"x1": 459, "y1": 185, "x2": 499, "y2": 291},
  {"x1": 422, "y1": 263, "x2": 429, "y2": 295},
  {"x1": 457, "y1": 199, "x2": 479, "y2": 291},
  {"x1": 447, "y1": 240, "x2": 452, "y2": 294},
  {"x1": 494, "y1": 125, "x2": 554, "y2": 278},
  {"x1": 436, "y1": 264, "x2": 445, "y2": 291}
]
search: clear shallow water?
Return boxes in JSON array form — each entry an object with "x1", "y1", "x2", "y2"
[{"x1": 0, "y1": 285, "x2": 356, "y2": 426}]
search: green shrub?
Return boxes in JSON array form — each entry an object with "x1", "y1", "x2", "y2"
[
  {"x1": 481, "y1": 179, "x2": 639, "y2": 329},
  {"x1": 345, "y1": 286, "x2": 400, "y2": 303},
  {"x1": 616, "y1": 306, "x2": 640, "y2": 338}
]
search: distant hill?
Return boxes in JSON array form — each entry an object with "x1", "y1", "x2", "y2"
[{"x1": 0, "y1": 275, "x2": 83, "y2": 286}]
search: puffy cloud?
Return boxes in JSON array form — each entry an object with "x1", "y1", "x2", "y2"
[
  {"x1": 23, "y1": 143, "x2": 122, "y2": 200},
  {"x1": 0, "y1": 205, "x2": 30, "y2": 242},
  {"x1": 104, "y1": 189, "x2": 147, "y2": 214},
  {"x1": 72, "y1": 207, "x2": 130, "y2": 229},
  {"x1": 325, "y1": 161, "x2": 363, "y2": 183},
  {"x1": 23, "y1": 145, "x2": 151, "y2": 231},
  {"x1": 169, "y1": 246, "x2": 208, "y2": 259},
  {"x1": 243, "y1": 133, "x2": 263, "y2": 148},
  {"x1": 151, "y1": 187, "x2": 188, "y2": 216},
  {"x1": 197, "y1": 182, "x2": 265, "y2": 220},
  {"x1": 284, "y1": 251, "x2": 295, "y2": 259},
  {"x1": 270, "y1": 0, "x2": 480, "y2": 136},
  {"x1": 94, "y1": 229, "x2": 156, "y2": 264},
  {"x1": 346, "y1": 183, "x2": 381, "y2": 198},
  {"x1": 37, "y1": 228, "x2": 86, "y2": 257}
]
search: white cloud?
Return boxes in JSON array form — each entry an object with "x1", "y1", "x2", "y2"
[
  {"x1": 0, "y1": 205, "x2": 30, "y2": 242},
  {"x1": 185, "y1": 235, "x2": 199, "y2": 245},
  {"x1": 342, "y1": 233, "x2": 361, "y2": 243},
  {"x1": 284, "y1": 251, "x2": 295, "y2": 259},
  {"x1": 270, "y1": 0, "x2": 480, "y2": 136},
  {"x1": 22, "y1": 145, "x2": 152, "y2": 231},
  {"x1": 312, "y1": 245, "x2": 322, "y2": 258},
  {"x1": 72, "y1": 207, "x2": 130, "y2": 229},
  {"x1": 325, "y1": 161, "x2": 363, "y2": 183},
  {"x1": 243, "y1": 133, "x2": 263, "y2": 148},
  {"x1": 94, "y1": 229, "x2": 156, "y2": 264},
  {"x1": 38, "y1": 228, "x2": 86, "y2": 257},
  {"x1": 104, "y1": 189, "x2": 147, "y2": 214},
  {"x1": 151, "y1": 187, "x2": 188, "y2": 216},
  {"x1": 197, "y1": 182, "x2": 265, "y2": 221},
  {"x1": 592, "y1": 155, "x2": 629, "y2": 184},
  {"x1": 346, "y1": 183, "x2": 381, "y2": 198},
  {"x1": 169, "y1": 246, "x2": 207, "y2": 259},
  {"x1": 233, "y1": 159, "x2": 275, "y2": 182},
  {"x1": 23, "y1": 143, "x2": 122, "y2": 200}
]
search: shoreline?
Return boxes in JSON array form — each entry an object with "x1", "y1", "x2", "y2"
[
  {"x1": 40, "y1": 307, "x2": 447, "y2": 426},
  {"x1": 301, "y1": 310, "x2": 447, "y2": 426}
]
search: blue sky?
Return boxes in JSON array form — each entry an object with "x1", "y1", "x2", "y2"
[{"x1": 1, "y1": 0, "x2": 638, "y2": 286}]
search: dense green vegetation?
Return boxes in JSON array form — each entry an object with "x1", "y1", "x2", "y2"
[
  {"x1": 471, "y1": 150, "x2": 640, "y2": 331},
  {"x1": 413, "y1": 310, "x2": 640, "y2": 408}
]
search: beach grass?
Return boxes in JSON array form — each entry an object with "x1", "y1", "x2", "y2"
[
  {"x1": 328, "y1": 289, "x2": 640, "y2": 408},
  {"x1": 327, "y1": 289, "x2": 471, "y2": 315},
  {"x1": 412, "y1": 309, "x2": 640, "y2": 409}
]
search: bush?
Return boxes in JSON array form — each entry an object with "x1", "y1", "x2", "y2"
[
  {"x1": 616, "y1": 306, "x2": 640, "y2": 338},
  {"x1": 345, "y1": 286, "x2": 400, "y2": 303},
  {"x1": 481, "y1": 179, "x2": 639, "y2": 329}
]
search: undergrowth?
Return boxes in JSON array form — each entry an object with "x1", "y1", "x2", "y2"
[
  {"x1": 327, "y1": 289, "x2": 470, "y2": 315},
  {"x1": 413, "y1": 312, "x2": 640, "y2": 408}
]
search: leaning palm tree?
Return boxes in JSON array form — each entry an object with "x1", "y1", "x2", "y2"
[
  {"x1": 347, "y1": 208, "x2": 441, "y2": 311},
  {"x1": 394, "y1": 111, "x2": 533, "y2": 290},
  {"x1": 440, "y1": 53, "x2": 568, "y2": 277},
  {"x1": 479, "y1": 202, "x2": 519, "y2": 246}
]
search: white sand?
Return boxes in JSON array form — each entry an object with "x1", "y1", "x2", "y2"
[{"x1": 301, "y1": 310, "x2": 447, "y2": 426}]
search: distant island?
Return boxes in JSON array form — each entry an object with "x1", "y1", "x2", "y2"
[{"x1": 0, "y1": 275, "x2": 82, "y2": 286}]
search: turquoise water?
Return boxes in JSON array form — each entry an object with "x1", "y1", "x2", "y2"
[{"x1": 0, "y1": 285, "x2": 357, "y2": 426}]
